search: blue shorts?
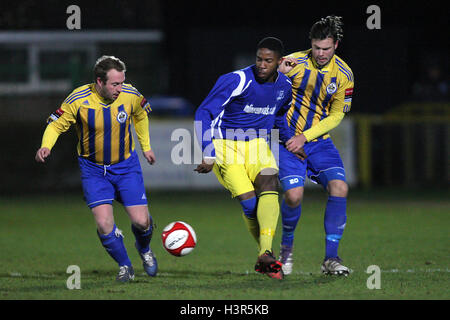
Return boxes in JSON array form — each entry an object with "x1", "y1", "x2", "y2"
[
  {"x1": 78, "y1": 151, "x2": 148, "y2": 208},
  {"x1": 278, "y1": 138, "x2": 346, "y2": 191}
]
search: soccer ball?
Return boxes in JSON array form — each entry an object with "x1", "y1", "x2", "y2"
[{"x1": 161, "y1": 221, "x2": 197, "y2": 257}]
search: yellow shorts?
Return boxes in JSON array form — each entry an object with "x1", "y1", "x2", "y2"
[{"x1": 212, "y1": 138, "x2": 278, "y2": 198}]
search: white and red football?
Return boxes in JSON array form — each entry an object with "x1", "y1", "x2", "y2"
[{"x1": 161, "y1": 221, "x2": 197, "y2": 257}]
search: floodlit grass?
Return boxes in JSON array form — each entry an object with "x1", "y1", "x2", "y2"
[{"x1": 0, "y1": 189, "x2": 448, "y2": 300}]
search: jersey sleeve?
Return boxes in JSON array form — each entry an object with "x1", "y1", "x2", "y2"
[
  {"x1": 302, "y1": 75, "x2": 354, "y2": 142},
  {"x1": 274, "y1": 81, "x2": 294, "y2": 143},
  {"x1": 302, "y1": 106, "x2": 345, "y2": 142},
  {"x1": 194, "y1": 72, "x2": 242, "y2": 158},
  {"x1": 41, "y1": 102, "x2": 78, "y2": 150},
  {"x1": 130, "y1": 88, "x2": 152, "y2": 152},
  {"x1": 333, "y1": 74, "x2": 354, "y2": 114},
  {"x1": 47, "y1": 103, "x2": 77, "y2": 132}
]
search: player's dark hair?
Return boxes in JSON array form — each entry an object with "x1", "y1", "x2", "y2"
[
  {"x1": 309, "y1": 15, "x2": 344, "y2": 43},
  {"x1": 257, "y1": 37, "x2": 284, "y2": 58},
  {"x1": 94, "y1": 55, "x2": 126, "y2": 83}
]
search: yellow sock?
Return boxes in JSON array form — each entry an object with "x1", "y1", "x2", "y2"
[
  {"x1": 257, "y1": 191, "x2": 279, "y2": 255},
  {"x1": 242, "y1": 213, "x2": 260, "y2": 252}
]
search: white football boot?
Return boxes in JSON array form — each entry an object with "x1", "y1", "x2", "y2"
[
  {"x1": 116, "y1": 265, "x2": 135, "y2": 282},
  {"x1": 138, "y1": 247, "x2": 158, "y2": 277},
  {"x1": 279, "y1": 245, "x2": 294, "y2": 275},
  {"x1": 321, "y1": 257, "x2": 350, "y2": 276}
]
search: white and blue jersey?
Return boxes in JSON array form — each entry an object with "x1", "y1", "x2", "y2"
[{"x1": 195, "y1": 65, "x2": 293, "y2": 158}]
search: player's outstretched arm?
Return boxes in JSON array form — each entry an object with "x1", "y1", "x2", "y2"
[{"x1": 35, "y1": 147, "x2": 51, "y2": 163}]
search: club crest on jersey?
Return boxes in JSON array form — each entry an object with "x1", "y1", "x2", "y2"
[
  {"x1": 276, "y1": 90, "x2": 285, "y2": 101},
  {"x1": 117, "y1": 111, "x2": 128, "y2": 123},
  {"x1": 326, "y1": 82, "x2": 337, "y2": 94}
]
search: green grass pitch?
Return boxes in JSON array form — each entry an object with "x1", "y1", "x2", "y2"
[{"x1": 0, "y1": 189, "x2": 448, "y2": 300}]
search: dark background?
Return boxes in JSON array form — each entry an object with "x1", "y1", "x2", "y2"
[
  {"x1": 0, "y1": 0, "x2": 448, "y2": 111},
  {"x1": 0, "y1": 0, "x2": 448, "y2": 193}
]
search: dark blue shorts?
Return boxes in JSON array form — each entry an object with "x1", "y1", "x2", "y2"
[
  {"x1": 78, "y1": 151, "x2": 148, "y2": 208},
  {"x1": 278, "y1": 138, "x2": 346, "y2": 191}
]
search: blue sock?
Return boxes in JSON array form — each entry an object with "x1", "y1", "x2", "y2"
[
  {"x1": 281, "y1": 199, "x2": 301, "y2": 247},
  {"x1": 131, "y1": 217, "x2": 153, "y2": 254},
  {"x1": 240, "y1": 197, "x2": 257, "y2": 219},
  {"x1": 97, "y1": 224, "x2": 132, "y2": 267},
  {"x1": 324, "y1": 196, "x2": 347, "y2": 260}
]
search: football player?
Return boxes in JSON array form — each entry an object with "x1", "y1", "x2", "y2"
[
  {"x1": 35, "y1": 56, "x2": 157, "y2": 282},
  {"x1": 194, "y1": 37, "x2": 305, "y2": 279},
  {"x1": 278, "y1": 15, "x2": 354, "y2": 276}
]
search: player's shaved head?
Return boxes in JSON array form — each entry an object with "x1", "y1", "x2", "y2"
[{"x1": 255, "y1": 37, "x2": 284, "y2": 82}]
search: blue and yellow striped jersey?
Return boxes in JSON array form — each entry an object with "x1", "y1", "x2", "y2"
[
  {"x1": 285, "y1": 49, "x2": 354, "y2": 141},
  {"x1": 44, "y1": 83, "x2": 152, "y2": 165}
]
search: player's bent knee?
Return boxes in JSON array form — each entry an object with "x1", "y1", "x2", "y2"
[
  {"x1": 96, "y1": 223, "x2": 114, "y2": 235},
  {"x1": 126, "y1": 205, "x2": 150, "y2": 230},
  {"x1": 91, "y1": 204, "x2": 114, "y2": 235},
  {"x1": 285, "y1": 195, "x2": 302, "y2": 208},
  {"x1": 285, "y1": 187, "x2": 303, "y2": 207},
  {"x1": 131, "y1": 217, "x2": 150, "y2": 231},
  {"x1": 255, "y1": 173, "x2": 278, "y2": 193},
  {"x1": 328, "y1": 180, "x2": 348, "y2": 197}
]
